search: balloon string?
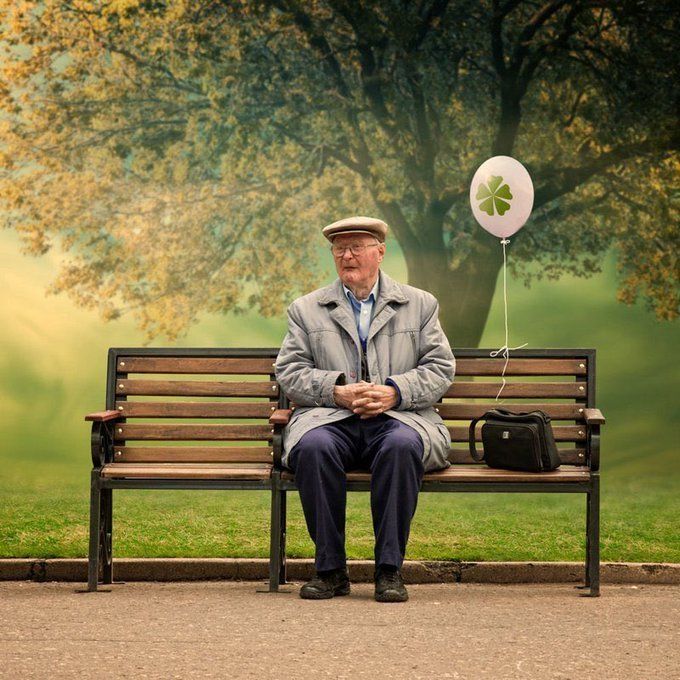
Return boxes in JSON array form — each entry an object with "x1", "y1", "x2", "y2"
[{"x1": 490, "y1": 238, "x2": 527, "y2": 401}]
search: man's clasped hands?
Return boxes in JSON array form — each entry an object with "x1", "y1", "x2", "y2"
[{"x1": 333, "y1": 381, "x2": 399, "y2": 419}]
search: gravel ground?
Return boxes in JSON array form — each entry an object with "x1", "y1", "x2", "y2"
[{"x1": 1, "y1": 581, "x2": 678, "y2": 679}]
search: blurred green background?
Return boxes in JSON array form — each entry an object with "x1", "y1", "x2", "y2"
[{"x1": 1, "y1": 227, "x2": 678, "y2": 562}]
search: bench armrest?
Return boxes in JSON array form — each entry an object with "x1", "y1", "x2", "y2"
[
  {"x1": 269, "y1": 409, "x2": 292, "y2": 469},
  {"x1": 269, "y1": 409, "x2": 292, "y2": 426},
  {"x1": 85, "y1": 410, "x2": 121, "y2": 422},
  {"x1": 583, "y1": 408, "x2": 605, "y2": 425},
  {"x1": 582, "y1": 409, "x2": 604, "y2": 472}
]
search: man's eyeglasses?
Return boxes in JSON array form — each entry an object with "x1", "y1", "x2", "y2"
[{"x1": 331, "y1": 243, "x2": 380, "y2": 257}]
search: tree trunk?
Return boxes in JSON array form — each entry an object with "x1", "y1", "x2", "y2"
[{"x1": 403, "y1": 229, "x2": 504, "y2": 348}]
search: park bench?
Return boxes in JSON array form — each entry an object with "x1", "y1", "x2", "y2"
[{"x1": 86, "y1": 347, "x2": 604, "y2": 596}]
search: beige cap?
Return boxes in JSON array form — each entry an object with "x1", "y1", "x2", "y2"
[{"x1": 322, "y1": 215, "x2": 388, "y2": 242}]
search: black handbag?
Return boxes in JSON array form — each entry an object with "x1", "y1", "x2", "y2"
[{"x1": 468, "y1": 408, "x2": 561, "y2": 472}]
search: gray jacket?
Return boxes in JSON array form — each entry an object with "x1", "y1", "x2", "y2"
[{"x1": 275, "y1": 270, "x2": 456, "y2": 472}]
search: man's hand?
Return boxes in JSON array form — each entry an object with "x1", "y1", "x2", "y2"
[
  {"x1": 333, "y1": 381, "x2": 375, "y2": 410},
  {"x1": 334, "y1": 382, "x2": 398, "y2": 419}
]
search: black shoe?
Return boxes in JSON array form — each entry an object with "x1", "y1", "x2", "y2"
[
  {"x1": 374, "y1": 566, "x2": 408, "y2": 602},
  {"x1": 300, "y1": 568, "x2": 350, "y2": 600}
]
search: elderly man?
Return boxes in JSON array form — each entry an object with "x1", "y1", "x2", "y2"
[{"x1": 275, "y1": 216, "x2": 455, "y2": 602}]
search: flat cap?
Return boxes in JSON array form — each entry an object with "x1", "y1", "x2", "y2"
[{"x1": 322, "y1": 215, "x2": 388, "y2": 242}]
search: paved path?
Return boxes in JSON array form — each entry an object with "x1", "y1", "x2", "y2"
[{"x1": 1, "y1": 582, "x2": 678, "y2": 679}]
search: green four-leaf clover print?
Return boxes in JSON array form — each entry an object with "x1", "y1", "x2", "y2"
[{"x1": 476, "y1": 175, "x2": 513, "y2": 216}]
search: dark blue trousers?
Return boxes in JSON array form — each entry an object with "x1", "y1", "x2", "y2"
[{"x1": 287, "y1": 414, "x2": 425, "y2": 572}]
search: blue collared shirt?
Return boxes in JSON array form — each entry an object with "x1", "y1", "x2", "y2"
[
  {"x1": 342, "y1": 277, "x2": 401, "y2": 405},
  {"x1": 343, "y1": 278, "x2": 379, "y2": 351}
]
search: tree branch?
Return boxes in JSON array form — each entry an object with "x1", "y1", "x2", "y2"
[
  {"x1": 534, "y1": 133, "x2": 679, "y2": 207},
  {"x1": 270, "y1": 121, "x2": 365, "y2": 175},
  {"x1": 510, "y1": 0, "x2": 570, "y2": 75},
  {"x1": 268, "y1": 1, "x2": 378, "y2": 177},
  {"x1": 517, "y1": 3, "x2": 581, "y2": 98},
  {"x1": 409, "y1": 0, "x2": 452, "y2": 50},
  {"x1": 490, "y1": 0, "x2": 508, "y2": 77},
  {"x1": 563, "y1": 88, "x2": 587, "y2": 128},
  {"x1": 67, "y1": 5, "x2": 205, "y2": 97},
  {"x1": 371, "y1": 195, "x2": 424, "y2": 253},
  {"x1": 40, "y1": 118, "x2": 191, "y2": 154}
]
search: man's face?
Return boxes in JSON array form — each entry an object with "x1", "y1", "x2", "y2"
[{"x1": 331, "y1": 233, "x2": 386, "y2": 291}]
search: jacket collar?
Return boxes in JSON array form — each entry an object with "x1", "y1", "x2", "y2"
[
  {"x1": 319, "y1": 271, "x2": 408, "y2": 349},
  {"x1": 318, "y1": 270, "x2": 408, "y2": 308}
]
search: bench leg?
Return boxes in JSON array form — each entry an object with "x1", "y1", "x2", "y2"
[
  {"x1": 576, "y1": 502, "x2": 592, "y2": 591},
  {"x1": 269, "y1": 480, "x2": 282, "y2": 592},
  {"x1": 101, "y1": 488, "x2": 113, "y2": 585},
  {"x1": 87, "y1": 472, "x2": 101, "y2": 592},
  {"x1": 585, "y1": 476, "x2": 600, "y2": 597},
  {"x1": 278, "y1": 490, "x2": 287, "y2": 586}
]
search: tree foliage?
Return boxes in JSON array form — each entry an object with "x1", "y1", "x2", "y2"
[{"x1": 0, "y1": 1, "x2": 677, "y2": 342}]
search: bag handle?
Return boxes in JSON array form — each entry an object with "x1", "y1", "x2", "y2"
[
  {"x1": 468, "y1": 414, "x2": 486, "y2": 462},
  {"x1": 490, "y1": 407, "x2": 531, "y2": 418}
]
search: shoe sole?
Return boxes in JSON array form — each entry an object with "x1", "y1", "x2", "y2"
[
  {"x1": 375, "y1": 590, "x2": 408, "y2": 603},
  {"x1": 300, "y1": 585, "x2": 351, "y2": 600}
]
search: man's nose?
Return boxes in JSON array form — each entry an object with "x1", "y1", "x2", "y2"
[{"x1": 341, "y1": 249, "x2": 355, "y2": 260}]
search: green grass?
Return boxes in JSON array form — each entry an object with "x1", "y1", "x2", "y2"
[
  {"x1": 0, "y1": 231, "x2": 678, "y2": 562},
  {"x1": 0, "y1": 450, "x2": 678, "y2": 562}
]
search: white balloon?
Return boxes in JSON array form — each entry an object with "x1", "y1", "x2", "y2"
[{"x1": 469, "y1": 156, "x2": 534, "y2": 238}]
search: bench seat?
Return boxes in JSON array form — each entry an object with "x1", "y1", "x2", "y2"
[
  {"x1": 101, "y1": 463, "x2": 274, "y2": 480},
  {"x1": 280, "y1": 466, "x2": 592, "y2": 484}
]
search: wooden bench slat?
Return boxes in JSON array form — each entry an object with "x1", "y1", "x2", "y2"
[
  {"x1": 116, "y1": 401, "x2": 585, "y2": 420},
  {"x1": 437, "y1": 404, "x2": 585, "y2": 419},
  {"x1": 443, "y1": 382, "x2": 586, "y2": 398},
  {"x1": 116, "y1": 380, "x2": 278, "y2": 397},
  {"x1": 113, "y1": 424, "x2": 272, "y2": 441},
  {"x1": 454, "y1": 359, "x2": 586, "y2": 375},
  {"x1": 101, "y1": 463, "x2": 272, "y2": 480},
  {"x1": 113, "y1": 446, "x2": 273, "y2": 463},
  {"x1": 112, "y1": 420, "x2": 584, "y2": 442},
  {"x1": 116, "y1": 402, "x2": 276, "y2": 418},
  {"x1": 280, "y1": 466, "x2": 591, "y2": 483},
  {"x1": 446, "y1": 448, "x2": 586, "y2": 465},
  {"x1": 449, "y1": 425, "x2": 585, "y2": 442},
  {"x1": 113, "y1": 444, "x2": 585, "y2": 464},
  {"x1": 117, "y1": 357, "x2": 275, "y2": 374},
  {"x1": 112, "y1": 446, "x2": 585, "y2": 465},
  {"x1": 418, "y1": 466, "x2": 591, "y2": 482}
]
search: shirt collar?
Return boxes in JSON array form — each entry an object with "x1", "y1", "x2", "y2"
[{"x1": 343, "y1": 277, "x2": 380, "y2": 305}]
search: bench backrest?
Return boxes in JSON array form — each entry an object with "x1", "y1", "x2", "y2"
[
  {"x1": 107, "y1": 349, "x2": 280, "y2": 465},
  {"x1": 107, "y1": 348, "x2": 596, "y2": 470},
  {"x1": 437, "y1": 349, "x2": 595, "y2": 468}
]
